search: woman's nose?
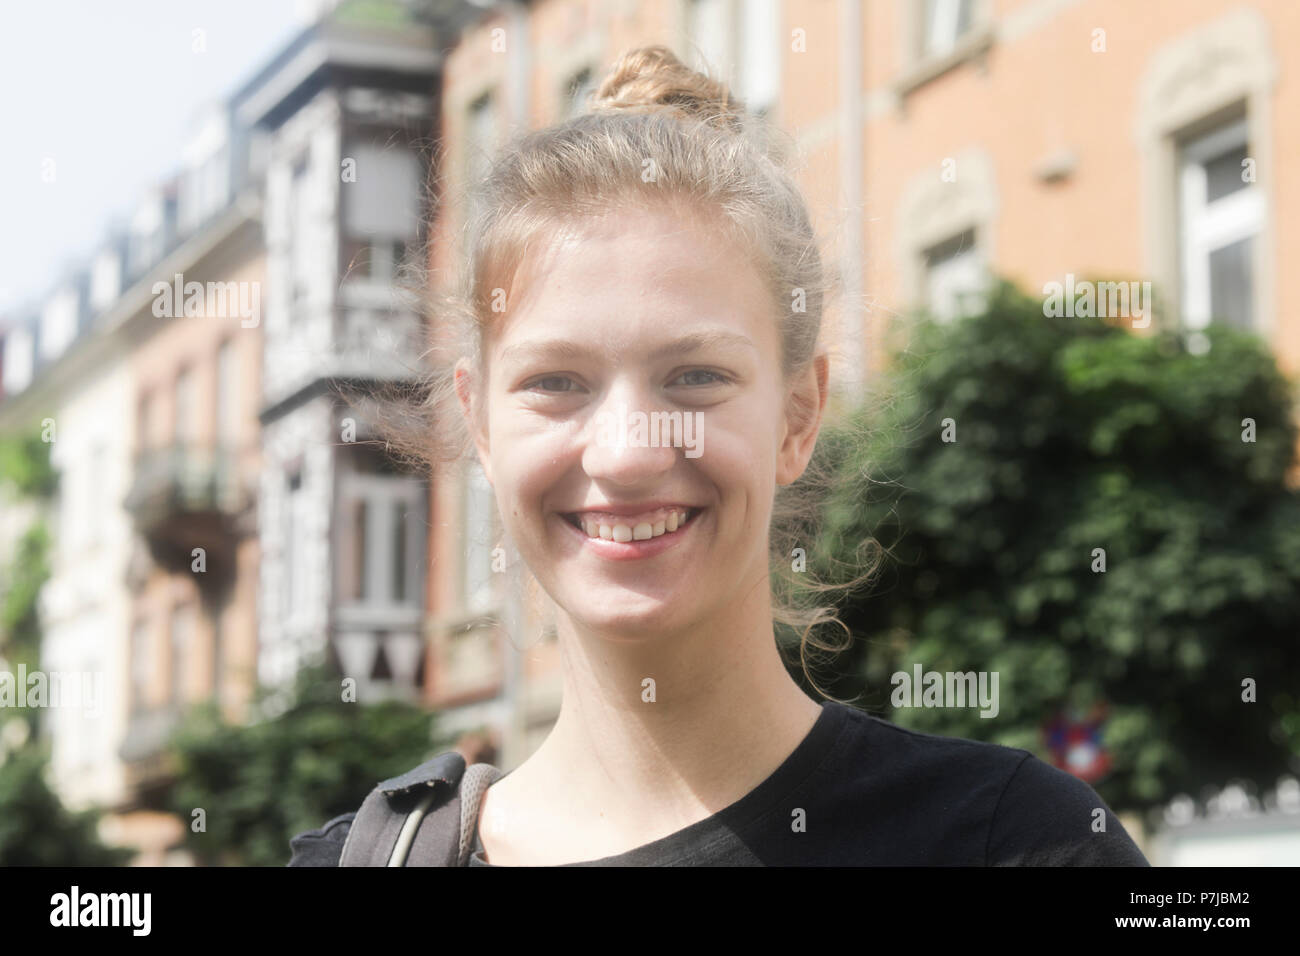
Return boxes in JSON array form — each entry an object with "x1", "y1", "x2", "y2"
[{"x1": 581, "y1": 390, "x2": 679, "y2": 484}]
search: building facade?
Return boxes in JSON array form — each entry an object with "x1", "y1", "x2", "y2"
[
  {"x1": 425, "y1": 0, "x2": 1299, "y2": 780},
  {"x1": 235, "y1": 8, "x2": 467, "y2": 706},
  {"x1": 2, "y1": 0, "x2": 1296, "y2": 862}
]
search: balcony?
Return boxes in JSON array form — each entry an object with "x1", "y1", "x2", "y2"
[
  {"x1": 118, "y1": 705, "x2": 182, "y2": 800},
  {"x1": 124, "y1": 444, "x2": 248, "y2": 581}
]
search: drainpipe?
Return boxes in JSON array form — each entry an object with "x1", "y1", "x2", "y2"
[{"x1": 839, "y1": 0, "x2": 865, "y2": 401}]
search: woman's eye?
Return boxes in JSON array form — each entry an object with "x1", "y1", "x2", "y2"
[
  {"x1": 524, "y1": 370, "x2": 729, "y2": 392},
  {"x1": 673, "y1": 369, "x2": 729, "y2": 387},
  {"x1": 526, "y1": 375, "x2": 579, "y2": 393}
]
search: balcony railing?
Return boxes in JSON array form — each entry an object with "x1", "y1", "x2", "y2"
[{"x1": 124, "y1": 444, "x2": 247, "y2": 579}]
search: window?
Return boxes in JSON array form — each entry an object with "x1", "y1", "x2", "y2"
[
  {"x1": 284, "y1": 468, "x2": 304, "y2": 617},
  {"x1": 466, "y1": 93, "x2": 497, "y2": 223},
  {"x1": 130, "y1": 620, "x2": 150, "y2": 713},
  {"x1": 686, "y1": 0, "x2": 780, "y2": 116},
  {"x1": 2, "y1": 325, "x2": 33, "y2": 395},
  {"x1": 212, "y1": 603, "x2": 223, "y2": 703},
  {"x1": 688, "y1": 0, "x2": 731, "y2": 76},
  {"x1": 137, "y1": 389, "x2": 156, "y2": 452},
  {"x1": 90, "y1": 246, "x2": 124, "y2": 313},
  {"x1": 392, "y1": 498, "x2": 408, "y2": 603},
  {"x1": 339, "y1": 140, "x2": 420, "y2": 284},
  {"x1": 86, "y1": 443, "x2": 106, "y2": 548},
  {"x1": 919, "y1": 0, "x2": 975, "y2": 59},
  {"x1": 739, "y1": 0, "x2": 780, "y2": 116},
  {"x1": 170, "y1": 603, "x2": 195, "y2": 705},
  {"x1": 340, "y1": 237, "x2": 405, "y2": 284},
  {"x1": 464, "y1": 461, "x2": 496, "y2": 612},
  {"x1": 924, "y1": 229, "x2": 986, "y2": 323},
  {"x1": 289, "y1": 153, "x2": 312, "y2": 304},
  {"x1": 77, "y1": 658, "x2": 100, "y2": 768},
  {"x1": 1178, "y1": 117, "x2": 1261, "y2": 330},
  {"x1": 342, "y1": 237, "x2": 370, "y2": 280},
  {"x1": 345, "y1": 498, "x2": 368, "y2": 601},
  {"x1": 336, "y1": 444, "x2": 424, "y2": 613},
  {"x1": 40, "y1": 287, "x2": 79, "y2": 362},
  {"x1": 174, "y1": 366, "x2": 196, "y2": 447},
  {"x1": 216, "y1": 339, "x2": 238, "y2": 445}
]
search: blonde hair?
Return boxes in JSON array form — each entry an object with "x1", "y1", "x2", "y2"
[{"x1": 352, "y1": 45, "x2": 881, "y2": 702}]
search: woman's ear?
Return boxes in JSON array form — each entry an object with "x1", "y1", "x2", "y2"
[
  {"x1": 455, "y1": 358, "x2": 493, "y2": 486},
  {"x1": 775, "y1": 352, "x2": 829, "y2": 487}
]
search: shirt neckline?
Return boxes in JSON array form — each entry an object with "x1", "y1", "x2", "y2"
[{"x1": 470, "y1": 699, "x2": 851, "y2": 866}]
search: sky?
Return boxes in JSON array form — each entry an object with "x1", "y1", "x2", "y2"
[{"x1": 0, "y1": 0, "x2": 314, "y2": 321}]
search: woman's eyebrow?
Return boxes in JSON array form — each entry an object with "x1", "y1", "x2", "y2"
[{"x1": 499, "y1": 330, "x2": 757, "y2": 366}]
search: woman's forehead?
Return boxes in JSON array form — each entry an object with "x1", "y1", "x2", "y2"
[{"x1": 508, "y1": 210, "x2": 757, "y2": 310}]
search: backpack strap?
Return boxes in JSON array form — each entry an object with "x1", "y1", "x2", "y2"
[
  {"x1": 339, "y1": 751, "x2": 466, "y2": 867},
  {"x1": 338, "y1": 752, "x2": 504, "y2": 867},
  {"x1": 455, "y1": 763, "x2": 503, "y2": 865}
]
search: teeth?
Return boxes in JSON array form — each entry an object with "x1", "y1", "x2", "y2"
[{"x1": 572, "y1": 509, "x2": 692, "y2": 541}]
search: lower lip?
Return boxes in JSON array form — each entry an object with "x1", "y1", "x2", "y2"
[{"x1": 557, "y1": 510, "x2": 702, "y2": 561}]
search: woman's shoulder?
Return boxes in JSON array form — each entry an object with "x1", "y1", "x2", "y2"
[
  {"x1": 986, "y1": 750, "x2": 1150, "y2": 865},
  {"x1": 286, "y1": 812, "x2": 356, "y2": 867},
  {"x1": 828, "y1": 700, "x2": 1037, "y2": 780},
  {"x1": 824, "y1": 703, "x2": 1150, "y2": 865}
]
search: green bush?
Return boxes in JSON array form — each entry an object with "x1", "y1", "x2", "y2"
[
  {"x1": 799, "y1": 278, "x2": 1300, "y2": 816},
  {"x1": 168, "y1": 664, "x2": 446, "y2": 866},
  {"x1": 0, "y1": 740, "x2": 133, "y2": 866}
]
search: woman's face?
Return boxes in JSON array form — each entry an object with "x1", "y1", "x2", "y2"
[{"x1": 459, "y1": 203, "x2": 824, "y2": 640}]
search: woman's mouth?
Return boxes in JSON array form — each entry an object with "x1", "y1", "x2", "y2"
[
  {"x1": 562, "y1": 506, "x2": 700, "y2": 541},
  {"x1": 557, "y1": 506, "x2": 703, "y2": 559}
]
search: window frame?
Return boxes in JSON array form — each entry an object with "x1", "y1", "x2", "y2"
[
  {"x1": 895, "y1": 0, "x2": 994, "y2": 98},
  {"x1": 683, "y1": 0, "x2": 782, "y2": 117},
  {"x1": 922, "y1": 227, "x2": 988, "y2": 324},
  {"x1": 918, "y1": 0, "x2": 975, "y2": 60},
  {"x1": 169, "y1": 601, "x2": 196, "y2": 707},
  {"x1": 1177, "y1": 115, "x2": 1262, "y2": 331},
  {"x1": 334, "y1": 448, "x2": 426, "y2": 625}
]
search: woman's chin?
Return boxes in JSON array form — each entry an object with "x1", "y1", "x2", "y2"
[{"x1": 560, "y1": 587, "x2": 690, "y2": 637}]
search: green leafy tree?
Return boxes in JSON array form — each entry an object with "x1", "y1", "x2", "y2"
[
  {"x1": 0, "y1": 430, "x2": 55, "y2": 669},
  {"x1": 1, "y1": 521, "x2": 50, "y2": 668},
  {"x1": 0, "y1": 741, "x2": 134, "y2": 866},
  {"x1": 168, "y1": 664, "x2": 446, "y2": 866},
  {"x1": 0, "y1": 433, "x2": 57, "y2": 498},
  {"x1": 801, "y1": 278, "x2": 1300, "y2": 821}
]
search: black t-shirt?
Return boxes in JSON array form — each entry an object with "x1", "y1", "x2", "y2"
[{"x1": 288, "y1": 699, "x2": 1150, "y2": 866}]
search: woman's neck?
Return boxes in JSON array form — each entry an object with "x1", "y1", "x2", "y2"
[{"x1": 501, "y1": 583, "x2": 823, "y2": 855}]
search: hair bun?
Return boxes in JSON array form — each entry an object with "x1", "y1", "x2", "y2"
[{"x1": 590, "y1": 45, "x2": 744, "y2": 130}]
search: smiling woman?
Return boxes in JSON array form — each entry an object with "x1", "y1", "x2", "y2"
[{"x1": 290, "y1": 45, "x2": 1148, "y2": 867}]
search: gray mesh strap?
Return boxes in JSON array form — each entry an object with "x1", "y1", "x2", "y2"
[{"x1": 457, "y1": 763, "x2": 503, "y2": 866}]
